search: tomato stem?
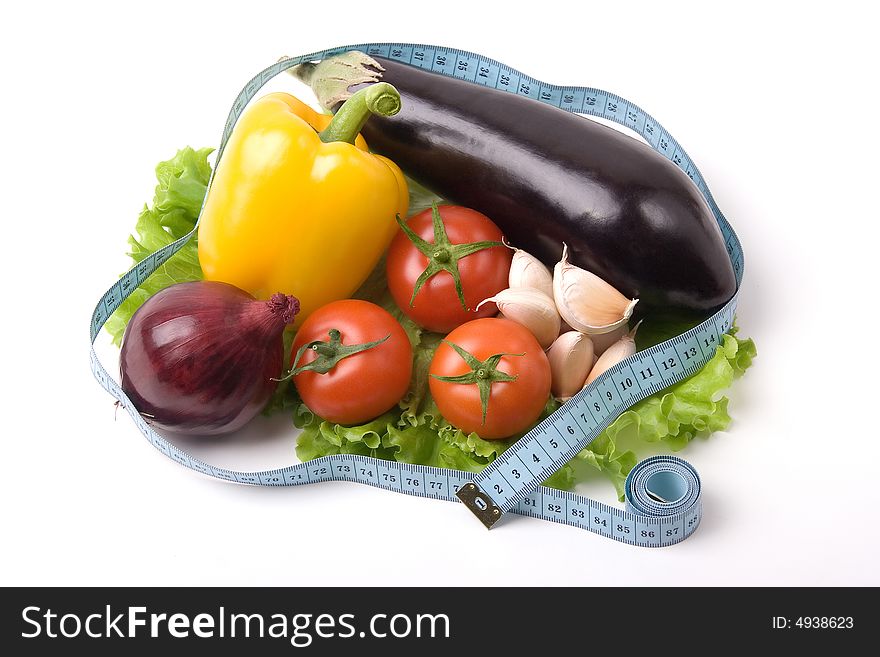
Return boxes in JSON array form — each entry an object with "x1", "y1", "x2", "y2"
[
  {"x1": 396, "y1": 202, "x2": 504, "y2": 311},
  {"x1": 430, "y1": 340, "x2": 523, "y2": 425},
  {"x1": 279, "y1": 328, "x2": 391, "y2": 379}
]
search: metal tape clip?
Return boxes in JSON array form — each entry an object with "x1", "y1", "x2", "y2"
[{"x1": 456, "y1": 483, "x2": 502, "y2": 529}]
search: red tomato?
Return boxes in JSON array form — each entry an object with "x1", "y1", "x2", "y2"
[
  {"x1": 429, "y1": 318, "x2": 551, "y2": 439},
  {"x1": 291, "y1": 299, "x2": 412, "y2": 425},
  {"x1": 386, "y1": 205, "x2": 512, "y2": 333}
]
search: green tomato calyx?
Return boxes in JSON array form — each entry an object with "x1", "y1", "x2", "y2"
[
  {"x1": 396, "y1": 202, "x2": 504, "y2": 311},
  {"x1": 280, "y1": 328, "x2": 390, "y2": 378},
  {"x1": 431, "y1": 340, "x2": 523, "y2": 424}
]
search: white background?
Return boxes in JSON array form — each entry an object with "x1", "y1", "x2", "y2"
[{"x1": 2, "y1": 1, "x2": 878, "y2": 586}]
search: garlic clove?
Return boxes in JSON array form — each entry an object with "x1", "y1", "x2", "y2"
[
  {"x1": 508, "y1": 248, "x2": 554, "y2": 298},
  {"x1": 553, "y1": 243, "x2": 638, "y2": 335},
  {"x1": 477, "y1": 287, "x2": 560, "y2": 349},
  {"x1": 590, "y1": 323, "x2": 628, "y2": 355},
  {"x1": 583, "y1": 324, "x2": 639, "y2": 386},
  {"x1": 547, "y1": 331, "x2": 595, "y2": 401}
]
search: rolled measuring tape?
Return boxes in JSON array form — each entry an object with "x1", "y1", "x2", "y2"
[{"x1": 89, "y1": 42, "x2": 742, "y2": 548}]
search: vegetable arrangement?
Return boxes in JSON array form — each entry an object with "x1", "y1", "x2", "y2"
[
  {"x1": 295, "y1": 53, "x2": 736, "y2": 325},
  {"x1": 198, "y1": 86, "x2": 408, "y2": 322},
  {"x1": 108, "y1": 52, "x2": 756, "y2": 497}
]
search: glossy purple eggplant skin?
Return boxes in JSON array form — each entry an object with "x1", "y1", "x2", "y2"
[{"x1": 353, "y1": 57, "x2": 736, "y2": 320}]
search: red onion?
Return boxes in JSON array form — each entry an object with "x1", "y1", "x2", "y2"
[{"x1": 120, "y1": 281, "x2": 299, "y2": 435}]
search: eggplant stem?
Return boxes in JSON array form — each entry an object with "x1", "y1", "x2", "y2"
[{"x1": 287, "y1": 51, "x2": 385, "y2": 111}]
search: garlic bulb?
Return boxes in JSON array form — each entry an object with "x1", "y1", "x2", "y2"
[
  {"x1": 590, "y1": 324, "x2": 628, "y2": 355},
  {"x1": 508, "y1": 248, "x2": 554, "y2": 298},
  {"x1": 584, "y1": 326, "x2": 638, "y2": 386},
  {"x1": 553, "y1": 243, "x2": 638, "y2": 334},
  {"x1": 547, "y1": 331, "x2": 595, "y2": 401},
  {"x1": 477, "y1": 288, "x2": 560, "y2": 349}
]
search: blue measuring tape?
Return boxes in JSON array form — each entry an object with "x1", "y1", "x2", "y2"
[{"x1": 89, "y1": 42, "x2": 742, "y2": 547}]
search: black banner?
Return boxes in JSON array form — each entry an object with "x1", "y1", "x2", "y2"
[{"x1": 1, "y1": 587, "x2": 871, "y2": 654}]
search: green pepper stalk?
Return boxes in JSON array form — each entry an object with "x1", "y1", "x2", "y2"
[{"x1": 319, "y1": 83, "x2": 401, "y2": 145}]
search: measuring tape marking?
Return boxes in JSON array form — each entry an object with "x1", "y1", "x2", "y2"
[
  {"x1": 354, "y1": 44, "x2": 739, "y2": 256},
  {"x1": 94, "y1": 335, "x2": 703, "y2": 547},
  {"x1": 472, "y1": 298, "x2": 736, "y2": 516},
  {"x1": 89, "y1": 42, "x2": 740, "y2": 547}
]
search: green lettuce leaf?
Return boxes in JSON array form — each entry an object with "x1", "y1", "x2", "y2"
[
  {"x1": 383, "y1": 422, "x2": 501, "y2": 473},
  {"x1": 104, "y1": 147, "x2": 212, "y2": 345},
  {"x1": 293, "y1": 404, "x2": 398, "y2": 461},
  {"x1": 406, "y1": 176, "x2": 444, "y2": 217},
  {"x1": 397, "y1": 332, "x2": 444, "y2": 426},
  {"x1": 292, "y1": 326, "x2": 756, "y2": 496},
  {"x1": 279, "y1": 172, "x2": 757, "y2": 498},
  {"x1": 261, "y1": 327, "x2": 301, "y2": 416},
  {"x1": 577, "y1": 330, "x2": 757, "y2": 498},
  {"x1": 295, "y1": 376, "x2": 573, "y2": 488},
  {"x1": 112, "y1": 149, "x2": 757, "y2": 499}
]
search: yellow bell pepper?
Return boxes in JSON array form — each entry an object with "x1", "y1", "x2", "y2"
[{"x1": 197, "y1": 83, "x2": 408, "y2": 324}]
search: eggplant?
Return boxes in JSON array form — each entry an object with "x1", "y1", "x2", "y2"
[{"x1": 295, "y1": 53, "x2": 736, "y2": 323}]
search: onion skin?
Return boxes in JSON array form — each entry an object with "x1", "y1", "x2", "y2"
[{"x1": 120, "y1": 281, "x2": 298, "y2": 435}]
